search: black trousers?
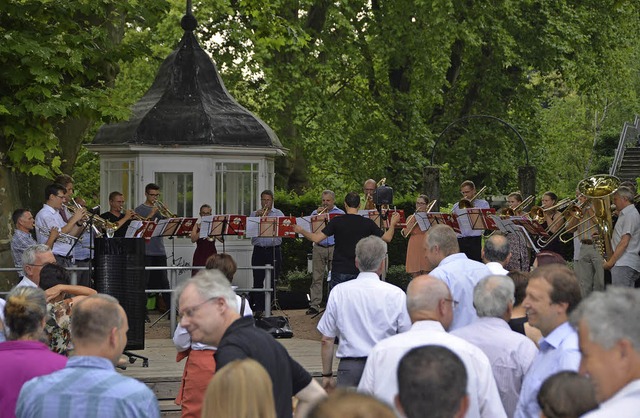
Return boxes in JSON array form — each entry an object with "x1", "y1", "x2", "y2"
[
  {"x1": 250, "y1": 245, "x2": 282, "y2": 312},
  {"x1": 458, "y1": 236, "x2": 482, "y2": 262}
]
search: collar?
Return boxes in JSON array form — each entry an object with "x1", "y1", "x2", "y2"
[
  {"x1": 539, "y1": 321, "x2": 573, "y2": 351},
  {"x1": 42, "y1": 204, "x2": 57, "y2": 214},
  {"x1": 66, "y1": 356, "x2": 115, "y2": 370},
  {"x1": 356, "y1": 271, "x2": 381, "y2": 281},
  {"x1": 411, "y1": 320, "x2": 446, "y2": 333},
  {"x1": 0, "y1": 340, "x2": 50, "y2": 351},
  {"x1": 620, "y1": 204, "x2": 636, "y2": 217},
  {"x1": 439, "y1": 253, "x2": 469, "y2": 266},
  {"x1": 17, "y1": 276, "x2": 38, "y2": 288},
  {"x1": 474, "y1": 316, "x2": 511, "y2": 329},
  {"x1": 224, "y1": 316, "x2": 254, "y2": 336}
]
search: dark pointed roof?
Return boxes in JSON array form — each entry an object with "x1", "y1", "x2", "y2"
[{"x1": 92, "y1": 12, "x2": 282, "y2": 149}]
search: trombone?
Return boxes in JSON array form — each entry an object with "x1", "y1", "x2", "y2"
[
  {"x1": 154, "y1": 200, "x2": 177, "y2": 218},
  {"x1": 458, "y1": 186, "x2": 487, "y2": 209},
  {"x1": 500, "y1": 195, "x2": 534, "y2": 217},
  {"x1": 401, "y1": 200, "x2": 437, "y2": 238},
  {"x1": 528, "y1": 198, "x2": 573, "y2": 224}
]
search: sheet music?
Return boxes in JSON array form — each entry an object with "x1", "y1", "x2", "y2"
[
  {"x1": 245, "y1": 216, "x2": 261, "y2": 238},
  {"x1": 415, "y1": 212, "x2": 430, "y2": 231},
  {"x1": 296, "y1": 216, "x2": 312, "y2": 234},
  {"x1": 454, "y1": 209, "x2": 473, "y2": 234},
  {"x1": 199, "y1": 215, "x2": 214, "y2": 239},
  {"x1": 151, "y1": 219, "x2": 169, "y2": 237}
]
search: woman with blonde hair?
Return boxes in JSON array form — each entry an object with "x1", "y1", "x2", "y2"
[
  {"x1": 201, "y1": 358, "x2": 276, "y2": 418},
  {"x1": 403, "y1": 194, "x2": 432, "y2": 277},
  {"x1": 308, "y1": 390, "x2": 396, "y2": 418}
]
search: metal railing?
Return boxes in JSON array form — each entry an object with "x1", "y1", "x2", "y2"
[
  {"x1": 0, "y1": 264, "x2": 274, "y2": 333},
  {"x1": 610, "y1": 115, "x2": 640, "y2": 176}
]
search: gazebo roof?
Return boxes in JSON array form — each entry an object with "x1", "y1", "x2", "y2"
[{"x1": 92, "y1": 12, "x2": 282, "y2": 149}]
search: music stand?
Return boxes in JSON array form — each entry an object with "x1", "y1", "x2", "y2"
[{"x1": 426, "y1": 213, "x2": 461, "y2": 234}]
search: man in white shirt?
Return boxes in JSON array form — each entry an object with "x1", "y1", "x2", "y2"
[
  {"x1": 425, "y1": 224, "x2": 492, "y2": 330},
  {"x1": 317, "y1": 235, "x2": 411, "y2": 389},
  {"x1": 358, "y1": 275, "x2": 506, "y2": 418},
  {"x1": 452, "y1": 275, "x2": 538, "y2": 417},
  {"x1": 603, "y1": 186, "x2": 640, "y2": 287},
  {"x1": 570, "y1": 287, "x2": 640, "y2": 418},
  {"x1": 35, "y1": 183, "x2": 85, "y2": 267},
  {"x1": 17, "y1": 244, "x2": 57, "y2": 288},
  {"x1": 482, "y1": 233, "x2": 511, "y2": 275},
  {"x1": 514, "y1": 265, "x2": 582, "y2": 418}
]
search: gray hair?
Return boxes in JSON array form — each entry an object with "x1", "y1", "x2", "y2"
[
  {"x1": 22, "y1": 244, "x2": 51, "y2": 268},
  {"x1": 4, "y1": 286, "x2": 47, "y2": 340},
  {"x1": 425, "y1": 225, "x2": 459, "y2": 256},
  {"x1": 473, "y1": 275, "x2": 515, "y2": 318},
  {"x1": 614, "y1": 186, "x2": 634, "y2": 203},
  {"x1": 71, "y1": 294, "x2": 124, "y2": 344},
  {"x1": 176, "y1": 269, "x2": 238, "y2": 311},
  {"x1": 322, "y1": 190, "x2": 336, "y2": 200},
  {"x1": 569, "y1": 287, "x2": 640, "y2": 351},
  {"x1": 484, "y1": 234, "x2": 510, "y2": 262},
  {"x1": 355, "y1": 236, "x2": 387, "y2": 272},
  {"x1": 407, "y1": 277, "x2": 450, "y2": 314}
]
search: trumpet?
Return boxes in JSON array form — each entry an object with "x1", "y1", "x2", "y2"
[
  {"x1": 401, "y1": 200, "x2": 437, "y2": 238},
  {"x1": 316, "y1": 206, "x2": 328, "y2": 215},
  {"x1": 256, "y1": 204, "x2": 271, "y2": 218},
  {"x1": 154, "y1": 200, "x2": 177, "y2": 218},
  {"x1": 528, "y1": 198, "x2": 573, "y2": 224},
  {"x1": 458, "y1": 186, "x2": 487, "y2": 209},
  {"x1": 500, "y1": 195, "x2": 535, "y2": 217},
  {"x1": 37, "y1": 226, "x2": 78, "y2": 245}
]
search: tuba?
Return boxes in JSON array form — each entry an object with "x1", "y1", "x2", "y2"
[{"x1": 576, "y1": 175, "x2": 620, "y2": 258}]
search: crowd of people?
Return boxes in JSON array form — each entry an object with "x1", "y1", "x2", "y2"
[{"x1": 1, "y1": 176, "x2": 640, "y2": 418}]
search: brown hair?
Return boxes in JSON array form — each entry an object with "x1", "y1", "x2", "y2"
[
  {"x1": 534, "y1": 251, "x2": 566, "y2": 267},
  {"x1": 530, "y1": 264, "x2": 582, "y2": 314},
  {"x1": 4, "y1": 286, "x2": 47, "y2": 340},
  {"x1": 538, "y1": 371, "x2": 597, "y2": 418},
  {"x1": 460, "y1": 180, "x2": 475, "y2": 189},
  {"x1": 508, "y1": 270, "x2": 530, "y2": 306},
  {"x1": 308, "y1": 391, "x2": 396, "y2": 418},
  {"x1": 205, "y1": 253, "x2": 237, "y2": 283}
]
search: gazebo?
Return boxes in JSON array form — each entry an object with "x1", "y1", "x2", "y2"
[{"x1": 88, "y1": 8, "x2": 285, "y2": 286}]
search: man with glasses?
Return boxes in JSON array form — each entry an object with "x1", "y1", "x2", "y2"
[
  {"x1": 425, "y1": 224, "x2": 492, "y2": 330},
  {"x1": 360, "y1": 179, "x2": 377, "y2": 210},
  {"x1": 135, "y1": 183, "x2": 170, "y2": 313},
  {"x1": 17, "y1": 244, "x2": 56, "y2": 288},
  {"x1": 35, "y1": 184, "x2": 85, "y2": 267},
  {"x1": 358, "y1": 275, "x2": 506, "y2": 418},
  {"x1": 100, "y1": 191, "x2": 135, "y2": 238},
  {"x1": 452, "y1": 180, "x2": 489, "y2": 261},
  {"x1": 177, "y1": 270, "x2": 325, "y2": 418}
]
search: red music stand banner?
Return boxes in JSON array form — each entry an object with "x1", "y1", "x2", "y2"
[
  {"x1": 175, "y1": 217, "x2": 198, "y2": 236},
  {"x1": 426, "y1": 213, "x2": 461, "y2": 234}
]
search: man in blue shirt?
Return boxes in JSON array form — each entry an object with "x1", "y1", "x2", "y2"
[
  {"x1": 16, "y1": 294, "x2": 160, "y2": 418},
  {"x1": 514, "y1": 264, "x2": 582, "y2": 418},
  {"x1": 307, "y1": 190, "x2": 345, "y2": 315}
]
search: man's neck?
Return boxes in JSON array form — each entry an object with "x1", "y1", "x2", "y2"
[
  {"x1": 17, "y1": 225, "x2": 30, "y2": 233},
  {"x1": 109, "y1": 208, "x2": 121, "y2": 216},
  {"x1": 345, "y1": 207, "x2": 359, "y2": 214},
  {"x1": 144, "y1": 200, "x2": 154, "y2": 206}
]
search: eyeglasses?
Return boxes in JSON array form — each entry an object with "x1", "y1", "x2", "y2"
[
  {"x1": 54, "y1": 194, "x2": 65, "y2": 199},
  {"x1": 25, "y1": 262, "x2": 56, "y2": 268},
  {"x1": 444, "y1": 298, "x2": 459, "y2": 308},
  {"x1": 178, "y1": 297, "x2": 218, "y2": 320}
]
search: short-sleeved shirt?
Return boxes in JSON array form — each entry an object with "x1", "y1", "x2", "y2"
[
  {"x1": 11, "y1": 230, "x2": 36, "y2": 277},
  {"x1": 215, "y1": 316, "x2": 312, "y2": 418},
  {"x1": 100, "y1": 211, "x2": 130, "y2": 238},
  {"x1": 612, "y1": 204, "x2": 640, "y2": 271},
  {"x1": 134, "y1": 204, "x2": 166, "y2": 256},
  {"x1": 322, "y1": 214, "x2": 383, "y2": 275}
]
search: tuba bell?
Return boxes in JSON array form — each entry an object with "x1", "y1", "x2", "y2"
[{"x1": 576, "y1": 174, "x2": 620, "y2": 258}]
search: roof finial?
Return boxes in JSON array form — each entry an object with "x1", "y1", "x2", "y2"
[{"x1": 181, "y1": 0, "x2": 197, "y2": 31}]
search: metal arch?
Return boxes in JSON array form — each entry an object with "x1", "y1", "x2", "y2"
[{"x1": 430, "y1": 115, "x2": 530, "y2": 166}]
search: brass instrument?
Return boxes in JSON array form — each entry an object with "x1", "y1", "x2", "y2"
[
  {"x1": 500, "y1": 195, "x2": 535, "y2": 217},
  {"x1": 257, "y1": 203, "x2": 271, "y2": 218},
  {"x1": 36, "y1": 225, "x2": 78, "y2": 245},
  {"x1": 316, "y1": 206, "x2": 328, "y2": 216},
  {"x1": 154, "y1": 200, "x2": 177, "y2": 218},
  {"x1": 66, "y1": 199, "x2": 118, "y2": 233},
  {"x1": 401, "y1": 199, "x2": 437, "y2": 238},
  {"x1": 528, "y1": 198, "x2": 573, "y2": 224},
  {"x1": 536, "y1": 200, "x2": 586, "y2": 247},
  {"x1": 458, "y1": 186, "x2": 487, "y2": 209}
]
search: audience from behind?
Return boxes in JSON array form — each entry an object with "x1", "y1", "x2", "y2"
[
  {"x1": 482, "y1": 234, "x2": 511, "y2": 275},
  {"x1": 537, "y1": 371, "x2": 597, "y2": 418},
  {"x1": 396, "y1": 345, "x2": 469, "y2": 418},
  {"x1": 569, "y1": 287, "x2": 640, "y2": 417},
  {"x1": 507, "y1": 271, "x2": 542, "y2": 346},
  {"x1": 173, "y1": 258, "x2": 252, "y2": 418},
  {"x1": 16, "y1": 294, "x2": 160, "y2": 418},
  {"x1": 177, "y1": 271, "x2": 325, "y2": 418},
  {"x1": 0, "y1": 287, "x2": 67, "y2": 418},
  {"x1": 38, "y1": 263, "x2": 96, "y2": 356},
  {"x1": 358, "y1": 275, "x2": 506, "y2": 418},
  {"x1": 201, "y1": 358, "x2": 276, "y2": 418},
  {"x1": 452, "y1": 275, "x2": 538, "y2": 417},
  {"x1": 514, "y1": 264, "x2": 582, "y2": 418},
  {"x1": 533, "y1": 251, "x2": 566, "y2": 268},
  {"x1": 425, "y1": 224, "x2": 492, "y2": 330},
  {"x1": 317, "y1": 236, "x2": 411, "y2": 389},
  {"x1": 308, "y1": 391, "x2": 396, "y2": 418}
]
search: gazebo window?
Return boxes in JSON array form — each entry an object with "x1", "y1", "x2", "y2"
[
  {"x1": 104, "y1": 160, "x2": 135, "y2": 209},
  {"x1": 215, "y1": 162, "x2": 259, "y2": 215},
  {"x1": 156, "y1": 172, "x2": 193, "y2": 217}
]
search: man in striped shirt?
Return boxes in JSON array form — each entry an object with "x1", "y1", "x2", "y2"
[{"x1": 16, "y1": 295, "x2": 159, "y2": 418}]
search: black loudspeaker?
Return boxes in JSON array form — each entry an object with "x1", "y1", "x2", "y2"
[
  {"x1": 373, "y1": 185, "x2": 394, "y2": 205},
  {"x1": 94, "y1": 238, "x2": 146, "y2": 350}
]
